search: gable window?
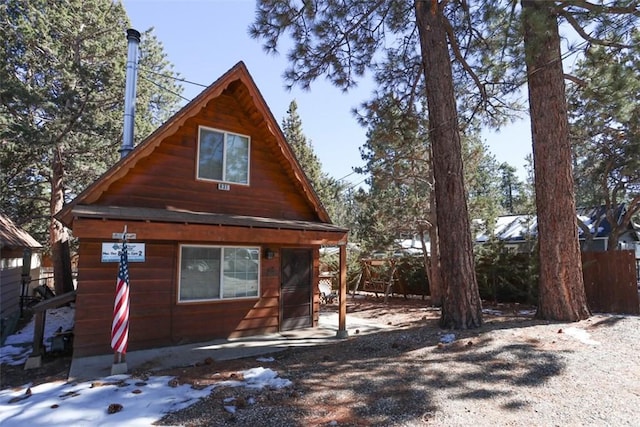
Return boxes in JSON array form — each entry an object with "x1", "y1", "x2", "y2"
[
  {"x1": 179, "y1": 245, "x2": 259, "y2": 302},
  {"x1": 197, "y1": 126, "x2": 250, "y2": 184}
]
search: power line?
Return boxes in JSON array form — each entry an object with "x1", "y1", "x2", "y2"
[
  {"x1": 137, "y1": 73, "x2": 191, "y2": 102},
  {"x1": 349, "y1": 177, "x2": 368, "y2": 189},
  {"x1": 336, "y1": 171, "x2": 357, "y2": 182},
  {"x1": 139, "y1": 66, "x2": 209, "y2": 90}
]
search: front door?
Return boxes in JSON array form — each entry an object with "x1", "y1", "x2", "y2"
[{"x1": 280, "y1": 248, "x2": 313, "y2": 331}]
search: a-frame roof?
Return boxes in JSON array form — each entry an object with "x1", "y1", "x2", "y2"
[{"x1": 57, "y1": 61, "x2": 333, "y2": 228}]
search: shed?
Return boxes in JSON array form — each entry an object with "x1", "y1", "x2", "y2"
[
  {"x1": 1, "y1": 213, "x2": 43, "y2": 340},
  {"x1": 56, "y1": 62, "x2": 349, "y2": 358}
]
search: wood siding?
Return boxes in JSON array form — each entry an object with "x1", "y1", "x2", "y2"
[
  {"x1": 1, "y1": 268, "x2": 22, "y2": 321},
  {"x1": 94, "y1": 93, "x2": 317, "y2": 222},
  {"x1": 65, "y1": 64, "x2": 347, "y2": 357},
  {"x1": 1, "y1": 248, "x2": 41, "y2": 322},
  {"x1": 74, "y1": 241, "x2": 174, "y2": 356},
  {"x1": 73, "y1": 239, "x2": 322, "y2": 357}
]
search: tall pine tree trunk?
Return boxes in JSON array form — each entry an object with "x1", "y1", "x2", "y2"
[
  {"x1": 522, "y1": 0, "x2": 590, "y2": 321},
  {"x1": 50, "y1": 146, "x2": 74, "y2": 295},
  {"x1": 415, "y1": 1, "x2": 482, "y2": 329},
  {"x1": 426, "y1": 189, "x2": 442, "y2": 306}
]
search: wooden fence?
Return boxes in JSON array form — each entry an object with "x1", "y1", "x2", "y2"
[{"x1": 582, "y1": 250, "x2": 639, "y2": 315}]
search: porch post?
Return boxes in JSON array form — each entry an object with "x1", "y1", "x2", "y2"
[{"x1": 336, "y1": 242, "x2": 348, "y2": 338}]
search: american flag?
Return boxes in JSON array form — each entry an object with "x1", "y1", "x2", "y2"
[{"x1": 111, "y1": 241, "x2": 130, "y2": 354}]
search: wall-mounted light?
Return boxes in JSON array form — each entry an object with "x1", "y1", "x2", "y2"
[{"x1": 264, "y1": 248, "x2": 275, "y2": 260}]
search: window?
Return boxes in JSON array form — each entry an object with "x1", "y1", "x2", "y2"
[
  {"x1": 197, "y1": 126, "x2": 250, "y2": 184},
  {"x1": 179, "y1": 245, "x2": 259, "y2": 302}
]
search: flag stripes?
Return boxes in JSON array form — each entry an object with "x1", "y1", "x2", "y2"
[{"x1": 111, "y1": 241, "x2": 130, "y2": 355}]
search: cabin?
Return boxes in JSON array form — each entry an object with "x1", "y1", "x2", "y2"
[
  {"x1": 0, "y1": 213, "x2": 43, "y2": 341},
  {"x1": 56, "y1": 62, "x2": 349, "y2": 358}
]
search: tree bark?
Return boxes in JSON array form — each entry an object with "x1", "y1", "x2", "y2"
[
  {"x1": 522, "y1": 0, "x2": 590, "y2": 321},
  {"x1": 415, "y1": 1, "x2": 482, "y2": 329},
  {"x1": 50, "y1": 146, "x2": 74, "y2": 295},
  {"x1": 426, "y1": 190, "x2": 442, "y2": 306}
]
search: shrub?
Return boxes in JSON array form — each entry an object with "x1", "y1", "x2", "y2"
[{"x1": 475, "y1": 241, "x2": 538, "y2": 304}]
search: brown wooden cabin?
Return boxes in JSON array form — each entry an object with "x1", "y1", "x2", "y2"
[{"x1": 57, "y1": 62, "x2": 349, "y2": 358}]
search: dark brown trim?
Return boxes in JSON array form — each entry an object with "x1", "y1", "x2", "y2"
[{"x1": 72, "y1": 217, "x2": 347, "y2": 246}]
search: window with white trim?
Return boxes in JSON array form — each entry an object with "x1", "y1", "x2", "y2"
[
  {"x1": 197, "y1": 126, "x2": 250, "y2": 184},
  {"x1": 179, "y1": 245, "x2": 260, "y2": 302}
]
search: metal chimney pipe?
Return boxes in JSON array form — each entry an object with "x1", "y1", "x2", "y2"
[{"x1": 120, "y1": 28, "x2": 141, "y2": 159}]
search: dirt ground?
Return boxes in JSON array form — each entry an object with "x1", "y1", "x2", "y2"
[{"x1": 3, "y1": 294, "x2": 640, "y2": 426}]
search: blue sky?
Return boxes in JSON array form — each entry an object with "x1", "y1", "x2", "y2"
[{"x1": 122, "y1": 0, "x2": 532, "y2": 187}]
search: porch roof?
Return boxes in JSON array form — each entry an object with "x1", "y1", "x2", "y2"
[{"x1": 68, "y1": 205, "x2": 348, "y2": 235}]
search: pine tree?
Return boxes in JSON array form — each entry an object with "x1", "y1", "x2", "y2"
[
  {"x1": 281, "y1": 100, "x2": 347, "y2": 225},
  {"x1": 521, "y1": 0, "x2": 638, "y2": 321},
  {"x1": 497, "y1": 163, "x2": 530, "y2": 215},
  {"x1": 355, "y1": 94, "x2": 441, "y2": 304},
  {"x1": 522, "y1": 0, "x2": 589, "y2": 321},
  {"x1": 249, "y1": 0, "x2": 523, "y2": 329},
  {"x1": 464, "y1": 136, "x2": 502, "y2": 229},
  {"x1": 281, "y1": 100, "x2": 325, "y2": 195},
  {"x1": 568, "y1": 31, "x2": 640, "y2": 251},
  {"x1": 0, "y1": 0, "x2": 182, "y2": 293}
]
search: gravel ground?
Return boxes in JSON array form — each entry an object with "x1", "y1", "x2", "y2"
[
  {"x1": 152, "y1": 295, "x2": 640, "y2": 426},
  {"x1": 2, "y1": 295, "x2": 638, "y2": 426}
]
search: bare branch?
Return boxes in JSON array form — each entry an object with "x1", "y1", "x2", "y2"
[
  {"x1": 621, "y1": 195, "x2": 640, "y2": 226},
  {"x1": 559, "y1": 9, "x2": 635, "y2": 49},
  {"x1": 442, "y1": 15, "x2": 487, "y2": 104},
  {"x1": 564, "y1": 73, "x2": 587, "y2": 86},
  {"x1": 558, "y1": 1, "x2": 640, "y2": 16}
]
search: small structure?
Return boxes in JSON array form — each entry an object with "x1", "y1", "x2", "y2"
[
  {"x1": 318, "y1": 272, "x2": 337, "y2": 304},
  {"x1": 0, "y1": 214, "x2": 43, "y2": 341},
  {"x1": 57, "y1": 62, "x2": 349, "y2": 358}
]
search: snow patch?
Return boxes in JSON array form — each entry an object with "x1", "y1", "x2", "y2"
[{"x1": 563, "y1": 327, "x2": 600, "y2": 345}]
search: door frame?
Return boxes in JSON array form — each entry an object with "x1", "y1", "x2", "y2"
[{"x1": 279, "y1": 247, "x2": 313, "y2": 331}]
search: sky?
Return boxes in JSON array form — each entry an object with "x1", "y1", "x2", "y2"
[{"x1": 121, "y1": 0, "x2": 533, "y2": 187}]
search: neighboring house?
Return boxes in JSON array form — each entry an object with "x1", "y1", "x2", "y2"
[
  {"x1": 396, "y1": 236, "x2": 430, "y2": 257},
  {"x1": 475, "y1": 214, "x2": 538, "y2": 253},
  {"x1": 476, "y1": 205, "x2": 640, "y2": 255},
  {"x1": 576, "y1": 205, "x2": 640, "y2": 253},
  {"x1": 0, "y1": 213, "x2": 43, "y2": 340},
  {"x1": 57, "y1": 62, "x2": 349, "y2": 358}
]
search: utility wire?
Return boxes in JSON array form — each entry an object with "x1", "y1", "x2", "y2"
[
  {"x1": 336, "y1": 171, "x2": 358, "y2": 182},
  {"x1": 139, "y1": 66, "x2": 209, "y2": 91},
  {"x1": 137, "y1": 72, "x2": 191, "y2": 102}
]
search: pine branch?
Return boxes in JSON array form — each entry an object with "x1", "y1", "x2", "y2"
[
  {"x1": 564, "y1": 73, "x2": 587, "y2": 86},
  {"x1": 442, "y1": 15, "x2": 487, "y2": 106},
  {"x1": 558, "y1": 0, "x2": 640, "y2": 16},
  {"x1": 560, "y1": 11, "x2": 633, "y2": 49}
]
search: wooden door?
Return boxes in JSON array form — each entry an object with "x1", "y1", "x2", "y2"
[{"x1": 280, "y1": 248, "x2": 313, "y2": 330}]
